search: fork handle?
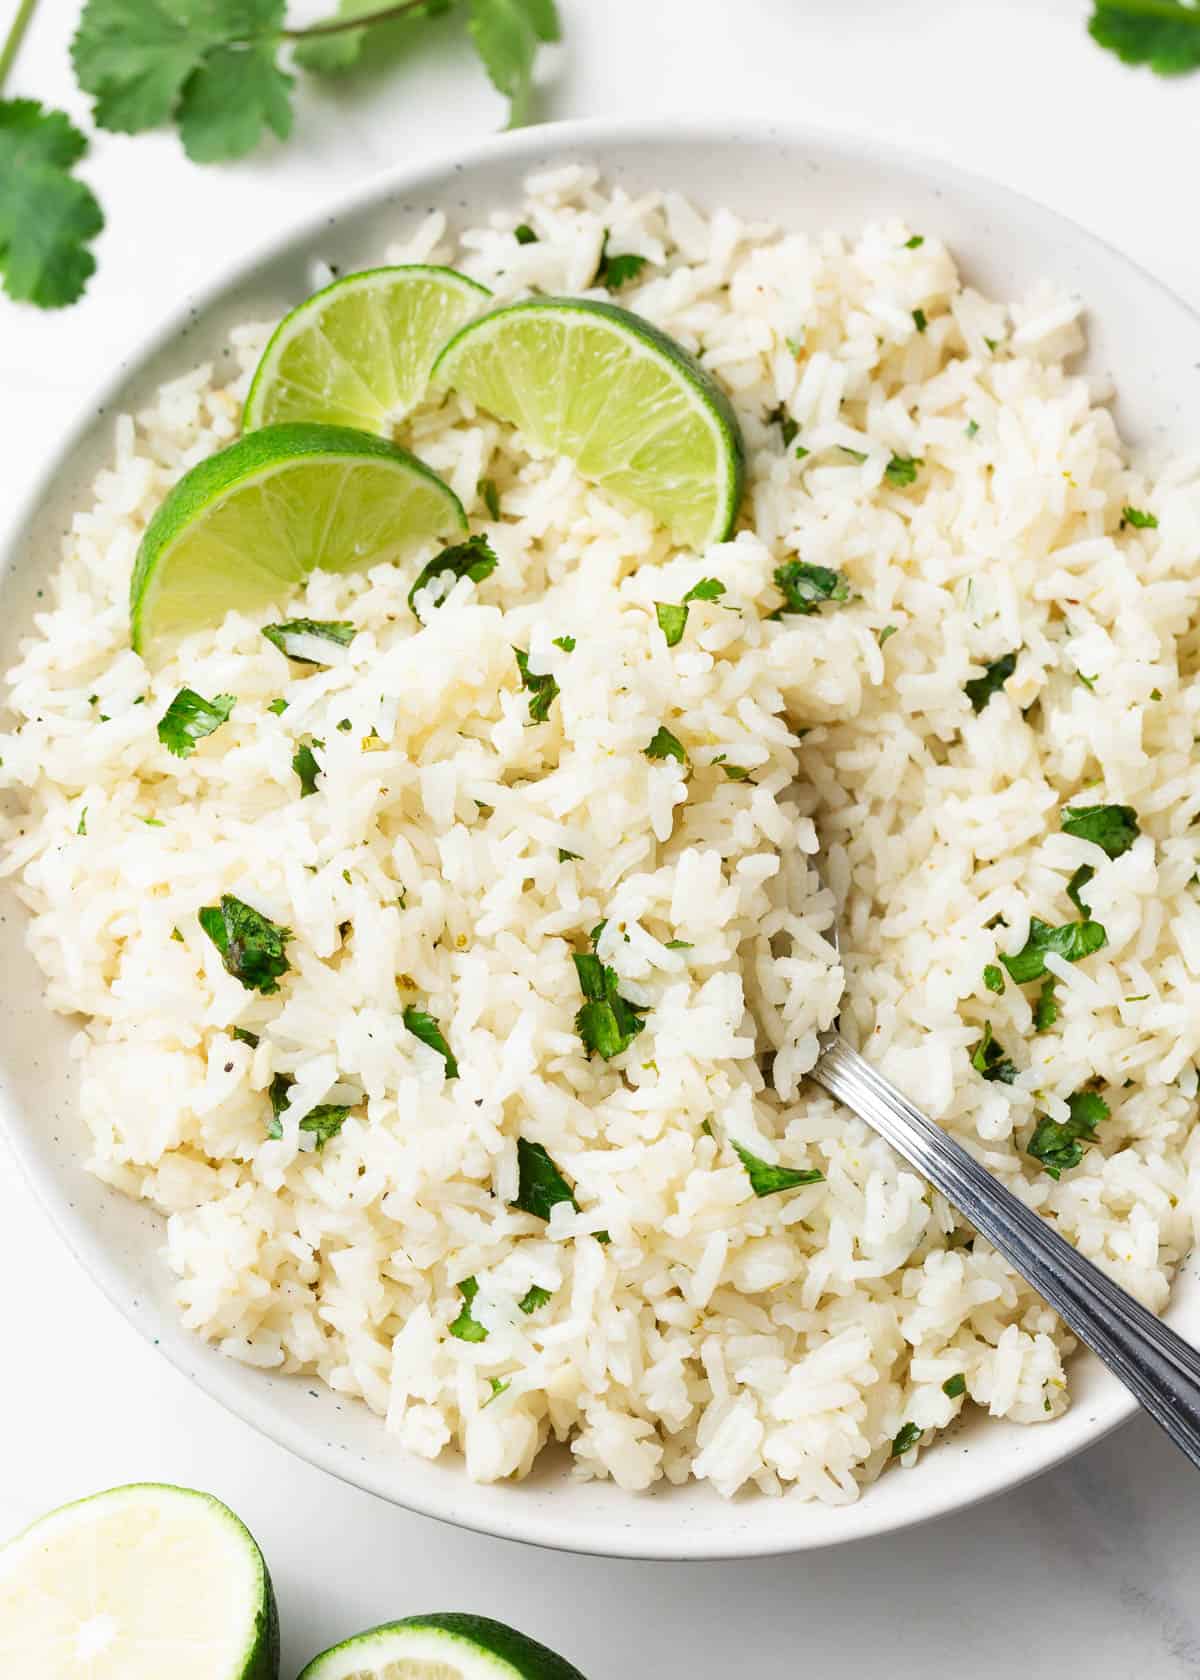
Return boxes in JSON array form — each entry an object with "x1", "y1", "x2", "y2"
[{"x1": 812, "y1": 1033, "x2": 1200, "y2": 1469}]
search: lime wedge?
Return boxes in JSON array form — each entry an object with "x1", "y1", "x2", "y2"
[
  {"x1": 244, "y1": 266, "x2": 491, "y2": 433},
  {"x1": 130, "y1": 421, "x2": 466, "y2": 652},
  {"x1": 432, "y1": 297, "x2": 745, "y2": 551},
  {"x1": 0, "y1": 1483, "x2": 278, "y2": 1680},
  {"x1": 297, "y1": 1613, "x2": 585, "y2": 1680}
]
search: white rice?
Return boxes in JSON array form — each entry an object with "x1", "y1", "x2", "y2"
[{"x1": 5, "y1": 163, "x2": 1200, "y2": 1504}]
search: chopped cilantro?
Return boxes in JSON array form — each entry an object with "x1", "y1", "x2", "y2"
[
  {"x1": 904, "y1": 234, "x2": 925, "y2": 249},
  {"x1": 1121, "y1": 506, "x2": 1158, "y2": 527},
  {"x1": 403, "y1": 1006, "x2": 458, "y2": 1079},
  {"x1": 839, "y1": 447, "x2": 868, "y2": 464},
  {"x1": 518, "y1": 1283, "x2": 552, "y2": 1315},
  {"x1": 1061, "y1": 802, "x2": 1140, "y2": 858},
  {"x1": 884, "y1": 454, "x2": 922, "y2": 488},
  {"x1": 513, "y1": 647, "x2": 560, "y2": 723},
  {"x1": 0, "y1": 98, "x2": 104, "y2": 308},
  {"x1": 449, "y1": 1276, "x2": 488, "y2": 1342},
  {"x1": 486, "y1": 1377, "x2": 510, "y2": 1403},
  {"x1": 768, "y1": 405, "x2": 799, "y2": 449},
  {"x1": 718, "y1": 762, "x2": 751, "y2": 780},
  {"x1": 1066, "y1": 863, "x2": 1095, "y2": 918},
  {"x1": 1001, "y1": 916, "x2": 1107, "y2": 983},
  {"x1": 774, "y1": 560, "x2": 850, "y2": 615},
  {"x1": 965, "y1": 419, "x2": 980, "y2": 439},
  {"x1": 645, "y1": 725, "x2": 687, "y2": 764},
  {"x1": 409, "y1": 535, "x2": 498, "y2": 620},
  {"x1": 1028, "y1": 1089, "x2": 1110, "y2": 1179},
  {"x1": 265, "y1": 1071, "x2": 348, "y2": 1149},
  {"x1": 983, "y1": 336, "x2": 1000, "y2": 353},
  {"x1": 292, "y1": 738, "x2": 322, "y2": 798},
  {"x1": 1150, "y1": 688, "x2": 1163, "y2": 701},
  {"x1": 665, "y1": 939, "x2": 693, "y2": 950},
  {"x1": 198, "y1": 894, "x2": 291, "y2": 993},
  {"x1": 912, "y1": 308, "x2": 928, "y2": 334},
  {"x1": 943, "y1": 1373, "x2": 966, "y2": 1398},
  {"x1": 878, "y1": 624, "x2": 899, "y2": 646},
  {"x1": 1036, "y1": 975, "x2": 1060, "y2": 1030},
  {"x1": 76, "y1": 807, "x2": 87, "y2": 835},
  {"x1": 594, "y1": 231, "x2": 648, "y2": 290},
  {"x1": 170, "y1": 926, "x2": 184, "y2": 943},
  {"x1": 262, "y1": 619, "x2": 354, "y2": 664},
  {"x1": 479, "y1": 476, "x2": 501, "y2": 519},
  {"x1": 267, "y1": 698, "x2": 288, "y2": 715},
  {"x1": 964, "y1": 652, "x2": 1017, "y2": 714},
  {"x1": 157, "y1": 687, "x2": 235, "y2": 758},
  {"x1": 336, "y1": 717, "x2": 352, "y2": 732},
  {"x1": 732, "y1": 1140, "x2": 824, "y2": 1197},
  {"x1": 892, "y1": 1422, "x2": 921, "y2": 1456},
  {"x1": 512, "y1": 1137, "x2": 579, "y2": 1220},
  {"x1": 970, "y1": 1022, "x2": 1018, "y2": 1084},
  {"x1": 558, "y1": 847, "x2": 582, "y2": 863},
  {"x1": 655, "y1": 578, "x2": 726, "y2": 647},
  {"x1": 552, "y1": 634, "x2": 576, "y2": 652},
  {"x1": 794, "y1": 443, "x2": 810, "y2": 461},
  {"x1": 514, "y1": 222, "x2": 538, "y2": 244},
  {"x1": 573, "y1": 944, "x2": 646, "y2": 1060},
  {"x1": 232, "y1": 1026, "x2": 260, "y2": 1048},
  {"x1": 983, "y1": 964, "x2": 1005, "y2": 995}
]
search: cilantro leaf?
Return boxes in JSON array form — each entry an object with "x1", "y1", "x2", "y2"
[
  {"x1": 768, "y1": 405, "x2": 799, "y2": 449},
  {"x1": 644, "y1": 725, "x2": 687, "y2": 764},
  {"x1": 943, "y1": 1373, "x2": 966, "y2": 1398},
  {"x1": 573, "y1": 948, "x2": 646, "y2": 1060},
  {"x1": 1000, "y1": 916, "x2": 1108, "y2": 984},
  {"x1": 1066, "y1": 863, "x2": 1095, "y2": 918},
  {"x1": 518, "y1": 1283, "x2": 552, "y2": 1314},
  {"x1": 262, "y1": 618, "x2": 355, "y2": 663},
  {"x1": 409, "y1": 534, "x2": 498, "y2": 620},
  {"x1": 266, "y1": 1072, "x2": 350, "y2": 1148},
  {"x1": 594, "y1": 230, "x2": 648, "y2": 290},
  {"x1": 0, "y1": 101, "x2": 104, "y2": 308},
  {"x1": 904, "y1": 235, "x2": 925, "y2": 250},
  {"x1": 964, "y1": 652, "x2": 1017, "y2": 714},
  {"x1": 557, "y1": 847, "x2": 582, "y2": 862},
  {"x1": 1061, "y1": 802, "x2": 1140, "y2": 858},
  {"x1": 1033, "y1": 975, "x2": 1059, "y2": 1032},
  {"x1": 403, "y1": 1005, "x2": 458, "y2": 1078},
  {"x1": 513, "y1": 647, "x2": 559, "y2": 723},
  {"x1": 466, "y1": 0, "x2": 560, "y2": 126},
  {"x1": 654, "y1": 578, "x2": 725, "y2": 647},
  {"x1": 232, "y1": 1026, "x2": 260, "y2": 1048},
  {"x1": 969, "y1": 1022, "x2": 1018, "y2": 1084},
  {"x1": 198, "y1": 894, "x2": 291, "y2": 993},
  {"x1": 774, "y1": 560, "x2": 850, "y2": 615},
  {"x1": 912, "y1": 308, "x2": 928, "y2": 333},
  {"x1": 293, "y1": 739, "x2": 322, "y2": 797},
  {"x1": 983, "y1": 964, "x2": 1005, "y2": 995},
  {"x1": 732, "y1": 1140, "x2": 824, "y2": 1197},
  {"x1": 514, "y1": 222, "x2": 538, "y2": 244},
  {"x1": 1089, "y1": 1, "x2": 1200, "y2": 74},
  {"x1": 512, "y1": 1137, "x2": 578, "y2": 1220},
  {"x1": 449, "y1": 1275, "x2": 488, "y2": 1342},
  {"x1": 892, "y1": 1422, "x2": 921, "y2": 1456},
  {"x1": 479, "y1": 476, "x2": 501, "y2": 519},
  {"x1": 884, "y1": 453, "x2": 922, "y2": 488},
  {"x1": 72, "y1": 0, "x2": 294, "y2": 162},
  {"x1": 293, "y1": 0, "x2": 447, "y2": 73},
  {"x1": 1122, "y1": 504, "x2": 1159, "y2": 528},
  {"x1": 1028, "y1": 1089, "x2": 1110, "y2": 1179},
  {"x1": 157, "y1": 687, "x2": 235, "y2": 757}
]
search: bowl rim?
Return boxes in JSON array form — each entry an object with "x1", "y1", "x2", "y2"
[{"x1": 5, "y1": 109, "x2": 1195, "y2": 1559}]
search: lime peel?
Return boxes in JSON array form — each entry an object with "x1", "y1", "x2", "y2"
[{"x1": 297, "y1": 1611, "x2": 586, "y2": 1680}]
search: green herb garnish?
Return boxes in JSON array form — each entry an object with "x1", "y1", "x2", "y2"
[
  {"x1": 513, "y1": 647, "x2": 559, "y2": 723},
  {"x1": 76, "y1": 807, "x2": 87, "y2": 835},
  {"x1": 1066, "y1": 863, "x2": 1095, "y2": 918},
  {"x1": 768, "y1": 405, "x2": 799, "y2": 449},
  {"x1": 1121, "y1": 504, "x2": 1159, "y2": 528},
  {"x1": 157, "y1": 687, "x2": 235, "y2": 758},
  {"x1": 293, "y1": 738, "x2": 322, "y2": 798},
  {"x1": 558, "y1": 847, "x2": 582, "y2": 862},
  {"x1": 518, "y1": 1283, "x2": 552, "y2": 1315},
  {"x1": 878, "y1": 625, "x2": 899, "y2": 646},
  {"x1": 655, "y1": 577, "x2": 726, "y2": 647},
  {"x1": 512, "y1": 1137, "x2": 579, "y2": 1220},
  {"x1": 1089, "y1": 1, "x2": 1200, "y2": 75},
  {"x1": 594, "y1": 231, "x2": 648, "y2": 290},
  {"x1": 198, "y1": 894, "x2": 291, "y2": 994},
  {"x1": 904, "y1": 234, "x2": 925, "y2": 249},
  {"x1": 514, "y1": 223, "x2": 538, "y2": 244},
  {"x1": 449, "y1": 1276, "x2": 488, "y2": 1343},
  {"x1": 1061, "y1": 802, "x2": 1140, "y2": 858},
  {"x1": 552, "y1": 634, "x2": 576, "y2": 652},
  {"x1": 1000, "y1": 916, "x2": 1107, "y2": 983},
  {"x1": 1033, "y1": 976, "x2": 1059, "y2": 1031},
  {"x1": 892, "y1": 1422, "x2": 921, "y2": 1456},
  {"x1": 262, "y1": 619, "x2": 354, "y2": 663},
  {"x1": 409, "y1": 534, "x2": 498, "y2": 620},
  {"x1": 232, "y1": 1026, "x2": 259, "y2": 1048},
  {"x1": 665, "y1": 939, "x2": 693, "y2": 950},
  {"x1": 403, "y1": 1005, "x2": 458, "y2": 1079},
  {"x1": 1028, "y1": 1089, "x2": 1110, "y2": 1179},
  {"x1": 773, "y1": 560, "x2": 850, "y2": 615},
  {"x1": 884, "y1": 453, "x2": 922, "y2": 488},
  {"x1": 267, "y1": 698, "x2": 288, "y2": 715},
  {"x1": 912, "y1": 308, "x2": 928, "y2": 333},
  {"x1": 573, "y1": 945, "x2": 646, "y2": 1061},
  {"x1": 645, "y1": 725, "x2": 687, "y2": 764},
  {"x1": 943, "y1": 1373, "x2": 966, "y2": 1398},
  {"x1": 965, "y1": 419, "x2": 980, "y2": 439},
  {"x1": 970, "y1": 1022, "x2": 1018, "y2": 1084},
  {"x1": 0, "y1": 98, "x2": 103, "y2": 308},
  {"x1": 964, "y1": 652, "x2": 1017, "y2": 714},
  {"x1": 479, "y1": 476, "x2": 501, "y2": 519},
  {"x1": 732, "y1": 1140, "x2": 824, "y2": 1197},
  {"x1": 265, "y1": 1071, "x2": 349, "y2": 1148},
  {"x1": 983, "y1": 964, "x2": 1005, "y2": 995}
]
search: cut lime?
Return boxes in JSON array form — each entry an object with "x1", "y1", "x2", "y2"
[
  {"x1": 432, "y1": 297, "x2": 745, "y2": 551},
  {"x1": 0, "y1": 1482, "x2": 278, "y2": 1680},
  {"x1": 297, "y1": 1613, "x2": 586, "y2": 1680},
  {"x1": 244, "y1": 266, "x2": 491, "y2": 433},
  {"x1": 130, "y1": 421, "x2": 466, "y2": 652}
]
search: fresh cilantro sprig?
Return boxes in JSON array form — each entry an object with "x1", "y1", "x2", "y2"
[
  {"x1": 514, "y1": 647, "x2": 560, "y2": 723},
  {"x1": 573, "y1": 931, "x2": 646, "y2": 1061},
  {"x1": 969, "y1": 1022, "x2": 1018, "y2": 1084},
  {"x1": 1061, "y1": 802, "x2": 1141, "y2": 858},
  {"x1": 1028, "y1": 1089, "x2": 1110, "y2": 1179},
  {"x1": 965, "y1": 652, "x2": 1017, "y2": 714},
  {"x1": 198, "y1": 893, "x2": 292, "y2": 993},
  {"x1": 157, "y1": 687, "x2": 235, "y2": 757},
  {"x1": 0, "y1": 99, "x2": 103, "y2": 307},
  {"x1": 512, "y1": 1137, "x2": 578, "y2": 1220},
  {"x1": 1000, "y1": 915, "x2": 1107, "y2": 984},
  {"x1": 655, "y1": 578, "x2": 725, "y2": 648},
  {"x1": 1089, "y1": 1, "x2": 1200, "y2": 74},
  {"x1": 409, "y1": 534, "x2": 498, "y2": 621},
  {"x1": 449, "y1": 1275, "x2": 488, "y2": 1342}
]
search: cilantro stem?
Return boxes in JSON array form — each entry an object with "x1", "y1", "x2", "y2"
[
  {"x1": 282, "y1": 0, "x2": 438, "y2": 39},
  {"x1": 0, "y1": 0, "x2": 42, "y2": 94}
]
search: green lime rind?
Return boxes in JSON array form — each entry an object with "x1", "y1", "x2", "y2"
[
  {"x1": 0, "y1": 1482, "x2": 279, "y2": 1680},
  {"x1": 297, "y1": 1612, "x2": 586, "y2": 1680},
  {"x1": 130, "y1": 421, "x2": 466, "y2": 653},
  {"x1": 244, "y1": 265, "x2": 491, "y2": 433},
  {"x1": 432, "y1": 296, "x2": 745, "y2": 552}
]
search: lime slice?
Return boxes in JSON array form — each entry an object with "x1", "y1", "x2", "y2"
[
  {"x1": 297, "y1": 1613, "x2": 586, "y2": 1680},
  {"x1": 0, "y1": 1482, "x2": 278, "y2": 1680},
  {"x1": 130, "y1": 421, "x2": 466, "y2": 652},
  {"x1": 432, "y1": 297, "x2": 745, "y2": 551},
  {"x1": 244, "y1": 266, "x2": 491, "y2": 433}
]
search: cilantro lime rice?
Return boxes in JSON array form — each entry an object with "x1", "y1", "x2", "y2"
[{"x1": 4, "y1": 162, "x2": 1200, "y2": 1503}]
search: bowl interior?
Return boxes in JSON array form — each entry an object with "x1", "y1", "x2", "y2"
[{"x1": 3, "y1": 118, "x2": 1199, "y2": 1559}]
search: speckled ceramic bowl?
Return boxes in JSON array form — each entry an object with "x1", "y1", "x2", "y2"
[{"x1": 3, "y1": 117, "x2": 1198, "y2": 1559}]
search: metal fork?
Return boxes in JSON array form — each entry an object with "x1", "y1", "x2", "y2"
[{"x1": 799, "y1": 894, "x2": 1200, "y2": 1468}]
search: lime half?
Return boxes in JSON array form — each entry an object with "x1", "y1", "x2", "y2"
[
  {"x1": 0, "y1": 1482, "x2": 278, "y2": 1680},
  {"x1": 130, "y1": 421, "x2": 466, "y2": 652},
  {"x1": 432, "y1": 297, "x2": 744, "y2": 551},
  {"x1": 297, "y1": 1613, "x2": 586, "y2": 1680},
  {"x1": 244, "y1": 266, "x2": 491, "y2": 433}
]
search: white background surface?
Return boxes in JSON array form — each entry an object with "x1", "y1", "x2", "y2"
[{"x1": 3, "y1": 2, "x2": 1200, "y2": 1675}]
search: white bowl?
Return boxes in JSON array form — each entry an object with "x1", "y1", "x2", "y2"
[{"x1": 3, "y1": 117, "x2": 1198, "y2": 1560}]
